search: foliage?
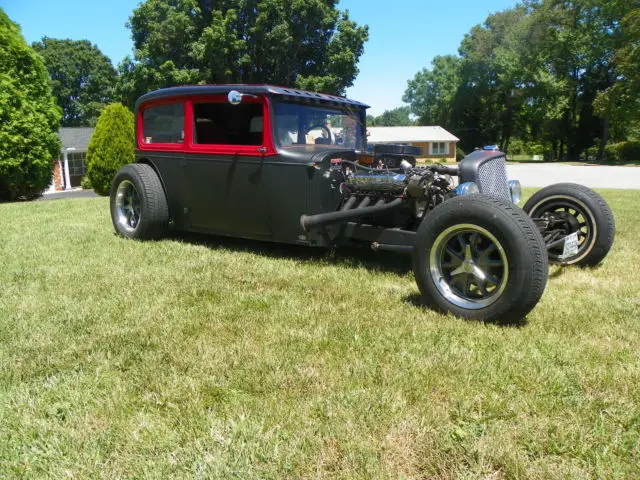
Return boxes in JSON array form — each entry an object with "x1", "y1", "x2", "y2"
[
  {"x1": 1, "y1": 189, "x2": 640, "y2": 477},
  {"x1": 403, "y1": 55, "x2": 461, "y2": 128},
  {"x1": 367, "y1": 106, "x2": 414, "y2": 126},
  {"x1": 618, "y1": 141, "x2": 640, "y2": 162},
  {"x1": 80, "y1": 175, "x2": 92, "y2": 190},
  {"x1": 604, "y1": 140, "x2": 640, "y2": 163},
  {"x1": 456, "y1": 146, "x2": 465, "y2": 161},
  {"x1": 0, "y1": 8, "x2": 61, "y2": 202},
  {"x1": 116, "y1": 0, "x2": 369, "y2": 107},
  {"x1": 594, "y1": 2, "x2": 640, "y2": 137},
  {"x1": 33, "y1": 38, "x2": 117, "y2": 127},
  {"x1": 603, "y1": 143, "x2": 622, "y2": 163},
  {"x1": 85, "y1": 104, "x2": 134, "y2": 195},
  {"x1": 404, "y1": 1, "x2": 638, "y2": 158}
]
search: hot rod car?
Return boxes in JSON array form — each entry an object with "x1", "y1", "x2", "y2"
[{"x1": 110, "y1": 85, "x2": 615, "y2": 323}]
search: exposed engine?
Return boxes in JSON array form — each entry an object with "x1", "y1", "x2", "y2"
[
  {"x1": 300, "y1": 145, "x2": 513, "y2": 233},
  {"x1": 340, "y1": 161, "x2": 456, "y2": 222}
]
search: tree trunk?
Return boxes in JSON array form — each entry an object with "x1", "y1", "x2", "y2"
[{"x1": 597, "y1": 114, "x2": 609, "y2": 162}]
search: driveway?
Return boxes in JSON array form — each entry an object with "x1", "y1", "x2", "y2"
[
  {"x1": 38, "y1": 189, "x2": 99, "y2": 201},
  {"x1": 507, "y1": 164, "x2": 640, "y2": 189}
]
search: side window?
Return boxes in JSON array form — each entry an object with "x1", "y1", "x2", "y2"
[
  {"x1": 142, "y1": 103, "x2": 184, "y2": 144},
  {"x1": 193, "y1": 102, "x2": 263, "y2": 146}
]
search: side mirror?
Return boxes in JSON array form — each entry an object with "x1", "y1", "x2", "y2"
[{"x1": 228, "y1": 90, "x2": 257, "y2": 105}]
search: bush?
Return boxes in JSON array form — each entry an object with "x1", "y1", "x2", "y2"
[
  {"x1": 0, "y1": 9, "x2": 61, "y2": 201},
  {"x1": 456, "y1": 146, "x2": 465, "y2": 161},
  {"x1": 80, "y1": 175, "x2": 92, "y2": 190},
  {"x1": 603, "y1": 143, "x2": 622, "y2": 163},
  {"x1": 618, "y1": 141, "x2": 640, "y2": 162},
  {"x1": 507, "y1": 138, "x2": 525, "y2": 155},
  {"x1": 86, "y1": 103, "x2": 134, "y2": 195}
]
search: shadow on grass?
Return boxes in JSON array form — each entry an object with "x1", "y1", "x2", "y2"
[
  {"x1": 169, "y1": 230, "x2": 414, "y2": 276},
  {"x1": 170, "y1": 232, "x2": 530, "y2": 327},
  {"x1": 402, "y1": 293, "x2": 529, "y2": 328}
]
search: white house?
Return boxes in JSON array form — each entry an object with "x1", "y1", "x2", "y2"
[
  {"x1": 49, "y1": 127, "x2": 94, "y2": 191},
  {"x1": 367, "y1": 126, "x2": 460, "y2": 161}
]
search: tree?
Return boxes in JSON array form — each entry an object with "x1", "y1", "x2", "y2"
[
  {"x1": 404, "y1": 1, "x2": 633, "y2": 157},
  {"x1": 367, "y1": 106, "x2": 415, "y2": 126},
  {"x1": 86, "y1": 104, "x2": 135, "y2": 196},
  {"x1": 117, "y1": 0, "x2": 368, "y2": 107},
  {"x1": 403, "y1": 55, "x2": 462, "y2": 128},
  {"x1": 594, "y1": 1, "x2": 640, "y2": 155},
  {"x1": 33, "y1": 38, "x2": 117, "y2": 127},
  {"x1": 0, "y1": 9, "x2": 61, "y2": 201}
]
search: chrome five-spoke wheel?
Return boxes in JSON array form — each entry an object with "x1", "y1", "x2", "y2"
[
  {"x1": 430, "y1": 224, "x2": 508, "y2": 310},
  {"x1": 115, "y1": 180, "x2": 141, "y2": 233}
]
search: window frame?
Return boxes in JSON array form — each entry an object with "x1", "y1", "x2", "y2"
[
  {"x1": 430, "y1": 142, "x2": 448, "y2": 156},
  {"x1": 137, "y1": 94, "x2": 277, "y2": 157}
]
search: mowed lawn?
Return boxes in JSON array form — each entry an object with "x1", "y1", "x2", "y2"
[{"x1": 1, "y1": 189, "x2": 639, "y2": 479}]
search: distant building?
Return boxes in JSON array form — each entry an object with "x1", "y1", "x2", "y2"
[
  {"x1": 367, "y1": 126, "x2": 460, "y2": 161},
  {"x1": 49, "y1": 127, "x2": 94, "y2": 191}
]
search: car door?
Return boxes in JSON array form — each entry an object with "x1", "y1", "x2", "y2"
[{"x1": 182, "y1": 96, "x2": 272, "y2": 237}]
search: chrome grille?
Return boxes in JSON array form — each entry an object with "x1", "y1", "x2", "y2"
[{"x1": 477, "y1": 156, "x2": 511, "y2": 201}]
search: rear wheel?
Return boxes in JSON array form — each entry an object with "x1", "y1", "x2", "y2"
[
  {"x1": 413, "y1": 195, "x2": 548, "y2": 323},
  {"x1": 110, "y1": 164, "x2": 169, "y2": 240},
  {"x1": 523, "y1": 183, "x2": 615, "y2": 266}
]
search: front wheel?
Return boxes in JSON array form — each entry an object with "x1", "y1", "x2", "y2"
[
  {"x1": 523, "y1": 183, "x2": 615, "y2": 266},
  {"x1": 110, "y1": 164, "x2": 169, "y2": 240},
  {"x1": 413, "y1": 195, "x2": 549, "y2": 323}
]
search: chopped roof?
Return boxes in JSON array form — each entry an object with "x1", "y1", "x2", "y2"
[
  {"x1": 367, "y1": 126, "x2": 459, "y2": 143},
  {"x1": 136, "y1": 84, "x2": 369, "y2": 110},
  {"x1": 58, "y1": 127, "x2": 94, "y2": 151}
]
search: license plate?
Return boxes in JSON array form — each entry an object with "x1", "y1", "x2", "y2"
[{"x1": 560, "y1": 231, "x2": 580, "y2": 259}]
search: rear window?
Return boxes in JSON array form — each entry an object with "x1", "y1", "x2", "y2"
[{"x1": 142, "y1": 103, "x2": 184, "y2": 144}]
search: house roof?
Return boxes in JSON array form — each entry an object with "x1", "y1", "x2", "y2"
[
  {"x1": 58, "y1": 128, "x2": 94, "y2": 151},
  {"x1": 367, "y1": 126, "x2": 459, "y2": 143}
]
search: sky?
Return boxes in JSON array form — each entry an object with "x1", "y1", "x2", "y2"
[{"x1": 2, "y1": 0, "x2": 519, "y2": 115}]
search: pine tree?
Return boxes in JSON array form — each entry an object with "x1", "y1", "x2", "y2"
[{"x1": 86, "y1": 103, "x2": 135, "y2": 195}]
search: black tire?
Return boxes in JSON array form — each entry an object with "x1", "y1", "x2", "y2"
[
  {"x1": 523, "y1": 183, "x2": 615, "y2": 266},
  {"x1": 109, "y1": 164, "x2": 169, "y2": 240},
  {"x1": 413, "y1": 194, "x2": 548, "y2": 323}
]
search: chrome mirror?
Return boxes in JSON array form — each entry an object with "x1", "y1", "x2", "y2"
[{"x1": 228, "y1": 90, "x2": 243, "y2": 105}]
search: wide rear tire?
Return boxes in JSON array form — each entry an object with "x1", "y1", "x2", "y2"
[
  {"x1": 413, "y1": 195, "x2": 548, "y2": 323},
  {"x1": 110, "y1": 164, "x2": 169, "y2": 240}
]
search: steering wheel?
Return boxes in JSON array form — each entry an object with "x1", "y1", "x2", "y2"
[{"x1": 305, "y1": 124, "x2": 332, "y2": 144}]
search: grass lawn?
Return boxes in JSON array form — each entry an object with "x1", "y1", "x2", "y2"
[{"x1": 1, "y1": 189, "x2": 639, "y2": 479}]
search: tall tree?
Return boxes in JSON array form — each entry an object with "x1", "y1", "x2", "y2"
[
  {"x1": 403, "y1": 55, "x2": 461, "y2": 128},
  {"x1": 33, "y1": 38, "x2": 117, "y2": 127},
  {"x1": 0, "y1": 9, "x2": 61, "y2": 201},
  {"x1": 117, "y1": 0, "x2": 368, "y2": 107},
  {"x1": 594, "y1": 1, "x2": 640, "y2": 155}
]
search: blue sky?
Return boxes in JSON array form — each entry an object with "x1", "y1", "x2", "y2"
[{"x1": 2, "y1": 0, "x2": 518, "y2": 115}]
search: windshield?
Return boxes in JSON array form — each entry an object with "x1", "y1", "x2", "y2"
[{"x1": 273, "y1": 101, "x2": 365, "y2": 149}]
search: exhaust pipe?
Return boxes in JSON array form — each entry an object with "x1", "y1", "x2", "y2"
[
  {"x1": 300, "y1": 197, "x2": 403, "y2": 232},
  {"x1": 340, "y1": 195, "x2": 357, "y2": 211}
]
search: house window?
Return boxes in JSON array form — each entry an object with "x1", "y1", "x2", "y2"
[
  {"x1": 430, "y1": 142, "x2": 448, "y2": 156},
  {"x1": 142, "y1": 103, "x2": 184, "y2": 144},
  {"x1": 193, "y1": 103, "x2": 263, "y2": 146}
]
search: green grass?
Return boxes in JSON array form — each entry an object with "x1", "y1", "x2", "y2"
[{"x1": 1, "y1": 190, "x2": 639, "y2": 479}]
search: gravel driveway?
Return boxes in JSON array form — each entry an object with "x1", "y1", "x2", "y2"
[{"x1": 507, "y1": 164, "x2": 640, "y2": 189}]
